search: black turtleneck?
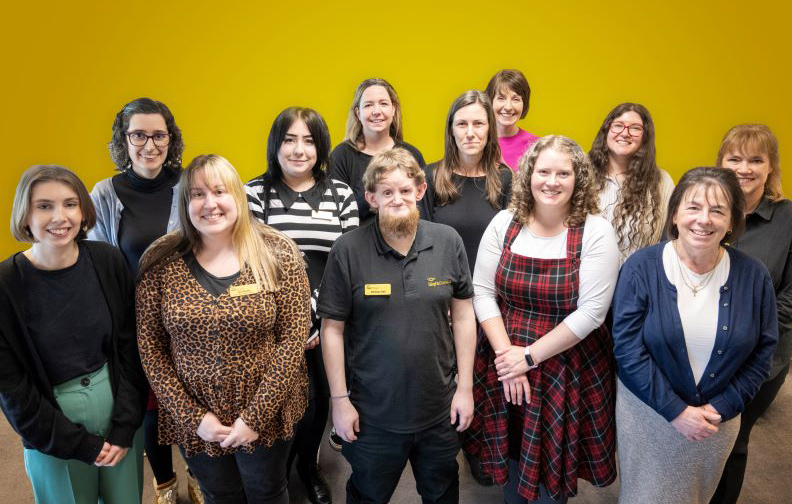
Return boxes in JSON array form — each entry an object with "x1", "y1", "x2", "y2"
[{"x1": 112, "y1": 167, "x2": 180, "y2": 274}]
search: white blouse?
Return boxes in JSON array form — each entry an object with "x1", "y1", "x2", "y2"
[
  {"x1": 662, "y1": 242, "x2": 731, "y2": 384},
  {"x1": 473, "y1": 210, "x2": 620, "y2": 339},
  {"x1": 599, "y1": 169, "x2": 675, "y2": 265}
]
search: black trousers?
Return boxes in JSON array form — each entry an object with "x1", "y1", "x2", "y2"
[
  {"x1": 709, "y1": 364, "x2": 789, "y2": 504},
  {"x1": 180, "y1": 437, "x2": 292, "y2": 504},
  {"x1": 342, "y1": 419, "x2": 460, "y2": 504}
]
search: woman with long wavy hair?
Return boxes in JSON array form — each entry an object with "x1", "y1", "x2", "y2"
[
  {"x1": 136, "y1": 154, "x2": 310, "y2": 504},
  {"x1": 589, "y1": 103, "x2": 674, "y2": 264}
]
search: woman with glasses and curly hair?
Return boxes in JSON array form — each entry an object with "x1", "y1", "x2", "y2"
[
  {"x1": 464, "y1": 136, "x2": 619, "y2": 503},
  {"x1": 88, "y1": 97, "x2": 192, "y2": 503},
  {"x1": 329, "y1": 78, "x2": 425, "y2": 225},
  {"x1": 589, "y1": 103, "x2": 674, "y2": 265}
]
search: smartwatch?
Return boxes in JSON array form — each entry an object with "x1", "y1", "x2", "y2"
[{"x1": 524, "y1": 346, "x2": 538, "y2": 370}]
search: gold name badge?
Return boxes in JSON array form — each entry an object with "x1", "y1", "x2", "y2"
[
  {"x1": 229, "y1": 284, "x2": 261, "y2": 297},
  {"x1": 364, "y1": 284, "x2": 391, "y2": 296}
]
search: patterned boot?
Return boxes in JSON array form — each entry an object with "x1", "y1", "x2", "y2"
[{"x1": 154, "y1": 476, "x2": 178, "y2": 504}]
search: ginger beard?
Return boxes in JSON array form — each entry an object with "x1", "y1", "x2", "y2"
[{"x1": 379, "y1": 207, "x2": 420, "y2": 239}]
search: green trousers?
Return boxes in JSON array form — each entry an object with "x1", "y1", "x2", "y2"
[{"x1": 23, "y1": 363, "x2": 144, "y2": 504}]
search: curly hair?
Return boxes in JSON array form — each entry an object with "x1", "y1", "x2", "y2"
[
  {"x1": 510, "y1": 135, "x2": 599, "y2": 227},
  {"x1": 432, "y1": 90, "x2": 505, "y2": 209},
  {"x1": 108, "y1": 97, "x2": 185, "y2": 172},
  {"x1": 589, "y1": 102, "x2": 663, "y2": 252}
]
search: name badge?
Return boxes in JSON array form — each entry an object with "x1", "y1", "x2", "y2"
[
  {"x1": 312, "y1": 210, "x2": 333, "y2": 221},
  {"x1": 229, "y1": 284, "x2": 261, "y2": 297},
  {"x1": 365, "y1": 284, "x2": 391, "y2": 296}
]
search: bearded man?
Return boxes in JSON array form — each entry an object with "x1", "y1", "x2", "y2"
[{"x1": 318, "y1": 148, "x2": 476, "y2": 504}]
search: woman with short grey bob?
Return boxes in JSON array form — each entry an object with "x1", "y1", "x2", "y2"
[{"x1": 612, "y1": 167, "x2": 778, "y2": 504}]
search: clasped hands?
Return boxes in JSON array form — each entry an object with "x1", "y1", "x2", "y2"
[
  {"x1": 495, "y1": 345, "x2": 532, "y2": 406},
  {"x1": 94, "y1": 442, "x2": 129, "y2": 467},
  {"x1": 197, "y1": 412, "x2": 259, "y2": 448},
  {"x1": 671, "y1": 404, "x2": 722, "y2": 442}
]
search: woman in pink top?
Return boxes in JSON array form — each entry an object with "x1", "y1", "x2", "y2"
[{"x1": 485, "y1": 69, "x2": 540, "y2": 171}]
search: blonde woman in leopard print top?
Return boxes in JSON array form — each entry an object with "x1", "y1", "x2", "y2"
[{"x1": 136, "y1": 154, "x2": 311, "y2": 504}]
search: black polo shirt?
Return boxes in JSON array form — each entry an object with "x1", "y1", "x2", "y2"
[{"x1": 318, "y1": 218, "x2": 473, "y2": 433}]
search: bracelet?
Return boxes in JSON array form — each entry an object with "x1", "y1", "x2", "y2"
[{"x1": 330, "y1": 392, "x2": 350, "y2": 400}]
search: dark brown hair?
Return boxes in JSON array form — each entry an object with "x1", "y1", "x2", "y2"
[
  {"x1": 109, "y1": 97, "x2": 185, "y2": 172},
  {"x1": 432, "y1": 90, "x2": 505, "y2": 209},
  {"x1": 485, "y1": 69, "x2": 531, "y2": 118},
  {"x1": 664, "y1": 167, "x2": 745, "y2": 245}
]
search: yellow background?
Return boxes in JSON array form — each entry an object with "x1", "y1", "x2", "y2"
[{"x1": 1, "y1": 1, "x2": 790, "y2": 257}]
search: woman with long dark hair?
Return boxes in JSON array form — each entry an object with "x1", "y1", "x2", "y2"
[
  {"x1": 245, "y1": 107, "x2": 358, "y2": 504},
  {"x1": 589, "y1": 103, "x2": 674, "y2": 264}
]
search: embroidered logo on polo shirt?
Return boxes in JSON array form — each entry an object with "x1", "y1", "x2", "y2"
[{"x1": 427, "y1": 277, "x2": 452, "y2": 287}]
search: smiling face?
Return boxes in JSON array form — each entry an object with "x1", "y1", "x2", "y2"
[
  {"x1": 365, "y1": 167, "x2": 426, "y2": 221},
  {"x1": 278, "y1": 118, "x2": 317, "y2": 183},
  {"x1": 673, "y1": 183, "x2": 732, "y2": 253},
  {"x1": 721, "y1": 150, "x2": 771, "y2": 204},
  {"x1": 452, "y1": 103, "x2": 489, "y2": 162},
  {"x1": 127, "y1": 113, "x2": 169, "y2": 178},
  {"x1": 27, "y1": 181, "x2": 83, "y2": 249},
  {"x1": 606, "y1": 110, "x2": 644, "y2": 160},
  {"x1": 530, "y1": 147, "x2": 575, "y2": 212},
  {"x1": 491, "y1": 86, "x2": 524, "y2": 133},
  {"x1": 356, "y1": 85, "x2": 394, "y2": 138},
  {"x1": 188, "y1": 172, "x2": 238, "y2": 241}
]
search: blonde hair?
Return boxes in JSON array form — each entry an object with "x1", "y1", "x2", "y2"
[
  {"x1": 344, "y1": 78, "x2": 403, "y2": 150},
  {"x1": 362, "y1": 148, "x2": 426, "y2": 195},
  {"x1": 716, "y1": 124, "x2": 783, "y2": 202},
  {"x1": 11, "y1": 164, "x2": 96, "y2": 243},
  {"x1": 510, "y1": 135, "x2": 599, "y2": 227},
  {"x1": 138, "y1": 154, "x2": 298, "y2": 290}
]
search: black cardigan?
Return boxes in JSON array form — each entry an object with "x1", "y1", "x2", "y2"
[{"x1": 0, "y1": 240, "x2": 146, "y2": 464}]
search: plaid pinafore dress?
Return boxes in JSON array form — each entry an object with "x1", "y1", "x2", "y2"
[{"x1": 464, "y1": 219, "x2": 616, "y2": 501}]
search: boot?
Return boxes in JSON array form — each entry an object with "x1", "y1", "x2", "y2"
[
  {"x1": 154, "y1": 476, "x2": 178, "y2": 504},
  {"x1": 298, "y1": 462, "x2": 332, "y2": 504},
  {"x1": 186, "y1": 466, "x2": 205, "y2": 504}
]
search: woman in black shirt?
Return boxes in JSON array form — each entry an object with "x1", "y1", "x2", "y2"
[
  {"x1": 0, "y1": 165, "x2": 145, "y2": 503},
  {"x1": 89, "y1": 97, "x2": 190, "y2": 503},
  {"x1": 329, "y1": 78, "x2": 425, "y2": 224}
]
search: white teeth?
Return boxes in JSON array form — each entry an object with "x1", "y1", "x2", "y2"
[
  {"x1": 542, "y1": 190, "x2": 560, "y2": 195},
  {"x1": 691, "y1": 229, "x2": 713, "y2": 236},
  {"x1": 48, "y1": 228, "x2": 69, "y2": 236}
]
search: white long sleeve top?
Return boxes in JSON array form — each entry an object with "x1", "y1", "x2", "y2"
[{"x1": 473, "y1": 210, "x2": 619, "y2": 339}]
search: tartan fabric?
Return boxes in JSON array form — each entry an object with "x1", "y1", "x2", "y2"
[{"x1": 464, "y1": 218, "x2": 616, "y2": 501}]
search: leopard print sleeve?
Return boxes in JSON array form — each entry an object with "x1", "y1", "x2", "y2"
[
  {"x1": 136, "y1": 260, "x2": 208, "y2": 436},
  {"x1": 239, "y1": 238, "x2": 310, "y2": 433}
]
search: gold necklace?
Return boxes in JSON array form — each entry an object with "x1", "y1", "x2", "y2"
[{"x1": 673, "y1": 241, "x2": 723, "y2": 297}]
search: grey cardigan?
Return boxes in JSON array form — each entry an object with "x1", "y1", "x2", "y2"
[{"x1": 88, "y1": 177, "x2": 181, "y2": 245}]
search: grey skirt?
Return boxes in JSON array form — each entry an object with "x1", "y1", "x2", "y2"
[{"x1": 616, "y1": 379, "x2": 739, "y2": 504}]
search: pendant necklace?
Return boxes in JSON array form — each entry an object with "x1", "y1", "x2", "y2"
[{"x1": 673, "y1": 241, "x2": 722, "y2": 297}]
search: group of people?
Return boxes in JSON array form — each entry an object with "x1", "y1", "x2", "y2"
[{"x1": 0, "y1": 69, "x2": 788, "y2": 504}]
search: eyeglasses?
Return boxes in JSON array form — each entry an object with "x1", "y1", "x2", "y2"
[
  {"x1": 127, "y1": 131, "x2": 171, "y2": 147},
  {"x1": 609, "y1": 123, "x2": 644, "y2": 137}
]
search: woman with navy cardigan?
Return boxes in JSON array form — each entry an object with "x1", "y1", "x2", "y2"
[{"x1": 612, "y1": 167, "x2": 778, "y2": 504}]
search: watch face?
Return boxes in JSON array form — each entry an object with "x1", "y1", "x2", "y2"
[{"x1": 524, "y1": 351, "x2": 534, "y2": 367}]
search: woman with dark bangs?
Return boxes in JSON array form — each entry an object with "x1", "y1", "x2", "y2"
[
  {"x1": 89, "y1": 97, "x2": 192, "y2": 503},
  {"x1": 329, "y1": 78, "x2": 425, "y2": 225},
  {"x1": 245, "y1": 107, "x2": 359, "y2": 504},
  {"x1": 710, "y1": 125, "x2": 792, "y2": 504},
  {"x1": 485, "y1": 69, "x2": 540, "y2": 171},
  {"x1": 589, "y1": 103, "x2": 674, "y2": 265},
  {"x1": 466, "y1": 136, "x2": 619, "y2": 503}
]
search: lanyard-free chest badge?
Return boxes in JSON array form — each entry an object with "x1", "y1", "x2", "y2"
[
  {"x1": 229, "y1": 283, "x2": 261, "y2": 297},
  {"x1": 364, "y1": 284, "x2": 391, "y2": 296}
]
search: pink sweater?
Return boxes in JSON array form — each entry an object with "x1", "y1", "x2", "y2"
[{"x1": 498, "y1": 128, "x2": 539, "y2": 171}]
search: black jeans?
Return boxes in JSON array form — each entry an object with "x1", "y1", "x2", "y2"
[
  {"x1": 709, "y1": 364, "x2": 789, "y2": 504},
  {"x1": 144, "y1": 409, "x2": 175, "y2": 485},
  {"x1": 342, "y1": 419, "x2": 460, "y2": 504},
  {"x1": 180, "y1": 437, "x2": 292, "y2": 504}
]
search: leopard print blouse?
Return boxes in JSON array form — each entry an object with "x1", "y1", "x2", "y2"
[{"x1": 136, "y1": 234, "x2": 310, "y2": 457}]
